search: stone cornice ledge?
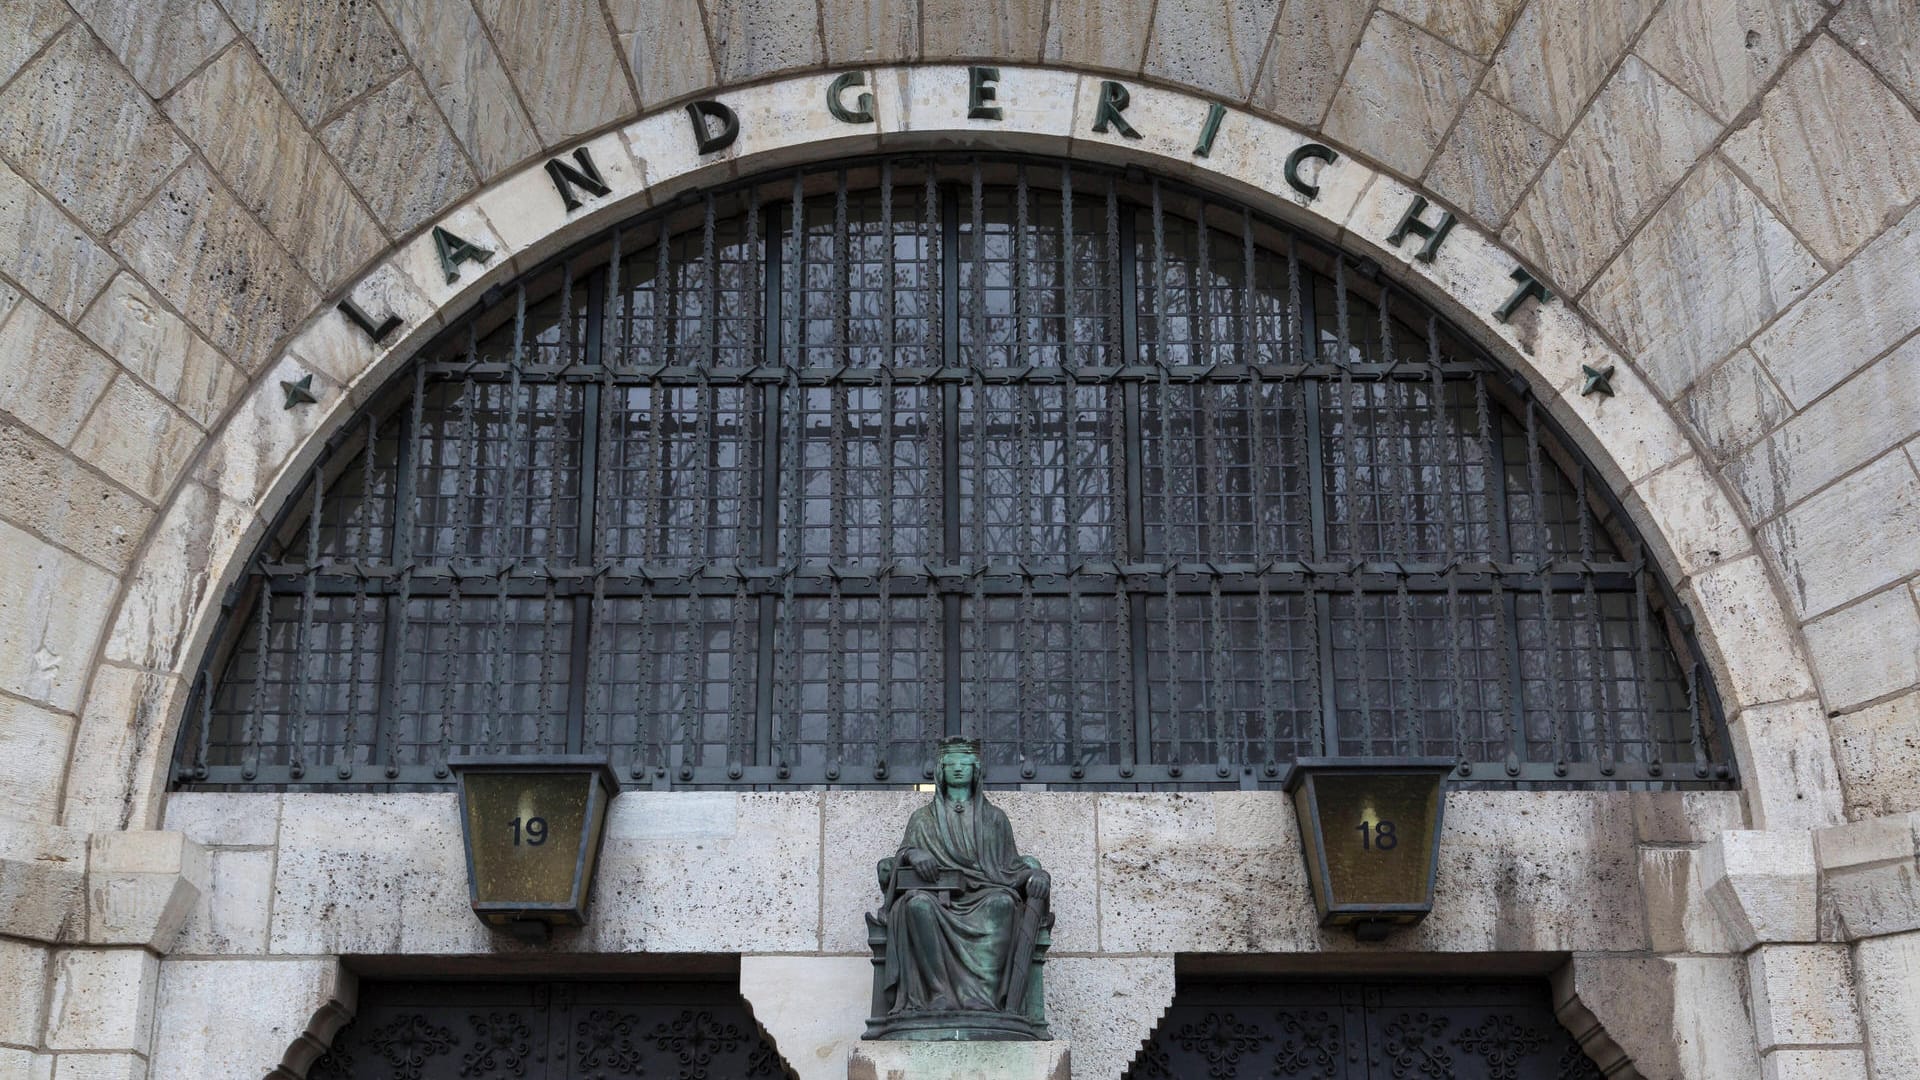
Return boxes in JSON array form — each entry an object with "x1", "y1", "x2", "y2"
[{"x1": 0, "y1": 822, "x2": 207, "y2": 950}]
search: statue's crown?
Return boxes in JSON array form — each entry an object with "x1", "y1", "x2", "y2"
[{"x1": 936, "y1": 737, "x2": 982, "y2": 758}]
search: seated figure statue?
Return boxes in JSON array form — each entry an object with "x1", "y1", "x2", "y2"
[{"x1": 864, "y1": 738, "x2": 1053, "y2": 1041}]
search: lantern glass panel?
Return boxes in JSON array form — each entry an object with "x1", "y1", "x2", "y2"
[
  {"x1": 460, "y1": 771, "x2": 598, "y2": 917},
  {"x1": 1311, "y1": 771, "x2": 1442, "y2": 910}
]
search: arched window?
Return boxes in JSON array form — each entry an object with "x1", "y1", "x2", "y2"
[{"x1": 173, "y1": 156, "x2": 1729, "y2": 790}]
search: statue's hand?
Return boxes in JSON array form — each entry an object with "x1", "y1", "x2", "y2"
[
  {"x1": 1024, "y1": 869, "x2": 1051, "y2": 901},
  {"x1": 907, "y1": 849, "x2": 940, "y2": 880}
]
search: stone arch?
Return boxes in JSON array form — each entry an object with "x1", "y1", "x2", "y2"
[{"x1": 60, "y1": 65, "x2": 1833, "y2": 833}]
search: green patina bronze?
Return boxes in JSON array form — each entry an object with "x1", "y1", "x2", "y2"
[{"x1": 865, "y1": 739, "x2": 1053, "y2": 1041}]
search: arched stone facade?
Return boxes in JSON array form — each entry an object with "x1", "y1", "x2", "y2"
[{"x1": 1, "y1": 4, "x2": 1917, "y2": 1078}]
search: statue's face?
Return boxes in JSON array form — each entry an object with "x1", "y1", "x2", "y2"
[{"x1": 939, "y1": 754, "x2": 977, "y2": 791}]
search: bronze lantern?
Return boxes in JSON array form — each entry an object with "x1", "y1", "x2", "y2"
[
  {"x1": 1283, "y1": 757, "x2": 1453, "y2": 941},
  {"x1": 449, "y1": 756, "x2": 619, "y2": 939}
]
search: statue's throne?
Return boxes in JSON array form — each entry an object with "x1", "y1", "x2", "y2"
[{"x1": 863, "y1": 856, "x2": 1053, "y2": 1041}]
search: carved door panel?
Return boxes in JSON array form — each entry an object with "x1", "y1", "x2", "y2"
[
  {"x1": 309, "y1": 980, "x2": 791, "y2": 1080},
  {"x1": 1126, "y1": 980, "x2": 1603, "y2": 1080}
]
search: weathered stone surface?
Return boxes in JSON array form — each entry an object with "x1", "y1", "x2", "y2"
[
  {"x1": 738, "y1": 956, "x2": 870, "y2": 1080},
  {"x1": 0, "y1": 0, "x2": 67, "y2": 88},
  {"x1": 1584, "y1": 159, "x2": 1821, "y2": 400},
  {"x1": 1044, "y1": 0, "x2": 1152, "y2": 74},
  {"x1": 0, "y1": 821, "x2": 86, "y2": 944},
  {"x1": 0, "y1": 299, "x2": 116, "y2": 448},
  {"x1": 164, "y1": 45, "x2": 385, "y2": 290},
  {"x1": 1141, "y1": 0, "x2": 1279, "y2": 101},
  {"x1": 1833, "y1": 0, "x2": 1920, "y2": 113},
  {"x1": 847, "y1": 1040, "x2": 1069, "y2": 1080},
  {"x1": 113, "y1": 163, "x2": 321, "y2": 373},
  {"x1": 1637, "y1": 0, "x2": 1825, "y2": 124},
  {"x1": 85, "y1": 831, "x2": 209, "y2": 951},
  {"x1": 1702, "y1": 828, "x2": 1818, "y2": 948},
  {"x1": 1754, "y1": 202, "x2": 1920, "y2": 408},
  {"x1": 97, "y1": 483, "x2": 254, "y2": 688},
  {"x1": 1723, "y1": 36, "x2": 1920, "y2": 263},
  {"x1": 1045, "y1": 957, "x2": 1173, "y2": 1080},
  {"x1": 1249, "y1": 0, "x2": 1372, "y2": 126},
  {"x1": 78, "y1": 275, "x2": 243, "y2": 432},
  {"x1": 162, "y1": 792, "x2": 283, "y2": 849},
  {"x1": 45, "y1": 948, "x2": 158, "y2": 1052},
  {"x1": 63, "y1": 666, "x2": 191, "y2": 834},
  {"x1": 219, "y1": 0, "x2": 408, "y2": 125},
  {"x1": 69, "y1": 0, "x2": 234, "y2": 97},
  {"x1": 0, "y1": 695, "x2": 72, "y2": 824},
  {"x1": 1803, "y1": 588, "x2": 1920, "y2": 713},
  {"x1": 1816, "y1": 812, "x2": 1920, "y2": 940},
  {"x1": 0, "y1": 519, "x2": 120, "y2": 713},
  {"x1": 0, "y1": 422, "x2": 154, "y2": 574},
  {"x1": 1421, "y1": 92, "x2": 1551, "y2": 226},
  {"x1": 378, "y1": 0, "x2": 542, "y2": 177},
  {"x1": 1507, "y1": 56, "x2": 1721, "y2": 293},
  {"x1": 172, "y1": 848, "x2": 274, "y2": 956},
  {"x1": 1854, "y1": 931, "x2": 1920, "y2": 1079},
  {"x1": 1632, "y1": 790, "x2": 1749, "y2": 843},
  {"x1": 1759, "y1": 450, "x2": 1920, "y2": 620},
  {"x1": 1682, "y1": 349, "x2": 1791, "y2": 463},
  {"x1": 705, "y1": 0, "x2": 826, "y2": 82},
  {"x1": 1686, "y1": 554, "x2": 1817, "y2": 709},
  {"x1": 1642, "y1": 846, "x2": 1736, "y2": 954},
  {"x1": 1748, "y1": 944, "x2": 1862, "y2": 1050},
  {"x1": 475, "y1": 0, "x2": 639, "y2": 141},
  {"x1": 321, "y1": 72, "x2": 478, "y2": 235},
  {"x1": 0, "y1": 27, "x2": 191, "y2": 234},
  {"x1": 283, "y1": 261, "x2": 438, "y2": 397},
  {"x1": 49, "y1": 1054, "x2": 146, "y2": 1080},
  {"x1": 1763, "y1": 1047, "x2": 1870, "y2": 1080},
  {"x1": 1631, "y1": 455, "x2": 1751, "y2": 578},
  {"x1": 1380, "y1": 0, "x2": 1525, "y2": 58},
  {"x1": 1323, "y1": 13, "x2": 1480, "y2": 180},
  {"x1": 923, "y1": 0, "x2": 1046, "y2": 61},
  {"x1": 1485, "y1": 0, "x2": 1657, "y2": 137},
  {"x1": 0, "y1": 164, "x2": 117, "y2": 324},
  {"x1": 1727, "y1": 699, "x2": 1846, "y2": 834},
  {"x1": 610, "y1": 0, "x2": 720, "y2": 103},
  {"x1": 1562, "y1": 955, "x2": 1762, "y2": 1079},
  {"x1": 148, "y1": 958, "x2": 351, "y2": 1080},
  {"x1": 70, "y1": 377, "x2": 202, "y2": 503},
  {"x1": 1832, "y1": 692, "x2": 1920, "y2": 821},
  {"x1": 0, "y1": 937, "x2": 49, "y2": 1046}
]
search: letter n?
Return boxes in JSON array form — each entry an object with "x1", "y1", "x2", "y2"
[{"x1": 545, "y1": 147, "x2": 611, "y2": 211}]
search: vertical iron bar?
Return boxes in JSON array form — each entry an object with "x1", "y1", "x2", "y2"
[
  {"x1": 290, "y1": 445, "x2": 324, "y2": 779},
  {"x1": 756, "y1": 198, "x2": 780, "y2": 769},
  {"x1": 1525, "y1": 400, "x2": 1567, "y2": 775},
  {"x1": 243, "y1": 581, "x2": 271, "y2": 780}
]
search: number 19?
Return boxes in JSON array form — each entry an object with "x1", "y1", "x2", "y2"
[{"x1": 509, "y1": 816, "x2": 548, "y2": 846}]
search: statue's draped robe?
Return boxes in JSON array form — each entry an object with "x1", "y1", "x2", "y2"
[{"x1": 883, "y1": 792, "x2": 1029, "y2": 1013}]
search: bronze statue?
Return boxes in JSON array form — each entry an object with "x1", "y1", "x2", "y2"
[{"x1": 864, "y1": 738, "x2": 1053, "y2": 1041}]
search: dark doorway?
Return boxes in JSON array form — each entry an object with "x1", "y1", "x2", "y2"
[
  {"x1": 1125, "y1": 979, "x2": 1603, "y2": 1079},
  {"x1": 309, "y1": 979, "x2": 791, "y2": 1079}
]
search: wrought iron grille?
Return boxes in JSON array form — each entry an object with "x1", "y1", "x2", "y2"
[{"x1": 173, "y1": 154, "x2": 1731, "y2": 791}]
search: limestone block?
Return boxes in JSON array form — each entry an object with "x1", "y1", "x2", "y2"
[
  {"x1": 112, "y1": 162, "x2": 321, "y2": 373},
  {"x1": 1832, "y1": 0, "x2": 1920, "y2": 113},
  {"x1": 1853, "y1": 931, "x2": 1920, "y2": 1079},
  {"x1": 1637, "y1": 0, "x2": 1825, "y2": 124},
  {"x1": 0, "y1": 0, "x2": 66, "y2": 88},
  {"x1": 705, "y1": 0, "x2": 826, "y2": 84},
  {"x1": 163, "y1": 46, "x2": 386, "y2": 290},
  {"x1": 608, "y1": 0, "x2": 719, "y2": 105},
  {"x1": 0, "y1": 937, "x2": 50, "y2": 1046},
  {"x1": 0, "y1": 27, "x2": 191, "y2": 233},
  {"x1": 61, "y1": 666, "x2": 192, "y2": 837},
  {"x1": 321, "y1": 73, "x2": 479, "y2": 236},
  {"x1": 1382, "y1": 0, "x2": 1526, "y2": 58},
  {"x1": 67, "y1": 0, "x2": 233, "y2": 97},
  {"x1": 70, "y1": 377, "x2": 203, "y2": 503},
  {"x1": 1179, "y1": 108, "x2": 1371, "y2": 240},
  {"x1": 1684, "y1": 554, "x2": 1817, "y2": 711},
  {"x1": 1683, "y1": 349, "x2": 1791, "y2": 464},
  {"x1": 0, "y1": 820, "x2": 86, "y2": 945},
  {"x1": 1748, "y1": 944, "x2": 1862, "y2": 1050},
  {"x1": 883, "y1": 66, "x2": 1080, "y2": 157},
  {"x1": 474, "y1": 0, "x2": 639, "y2": 142},
  {"x1": 84, "y1": 832, "x2": 208, "y2": 951},
  {"x1": 78, "y1": 275, "x2": 245, "y2": 432},
  {"x1": 1753, "y1": 202, "x2": 1920, "y2": 409},
  {"x1": 1140, "y1": 0, "x2": 1279, "y2": 100},
  {"x1": 0, "y1": 1051, "x2": 53, "y2": 1080},
  {"x1": 584, "y1": 791, "x2": 823, "y2": 953},
  {"x1": 1803, "y1": 588, "x2": 1920, "y2": 714},
  {"x1": 1629, "y1": 456, "x2": 1751, "y2": 578},
  {"x1": 682, "y1": 74, "x2": 882, "y2": 186},
  {"x1": 847, "y1": 1040, "x2": 1069, "y2": 1080},
  {"x1": 1731, "y1": 335, "x2": 1920, "y2": 523},
  {"x1": 1044, "y1": 0, "x2": 1153, "y2": 74},
  {"x1": 1584, "y1": 158, "x2": 1821, "y2": 400},
  {"x1": 1701, "y1": 829, "x2": 1818, "y2": 948},
  {"x1": 162, "y1": 793, "x2": 282, "y2": 850},
  {"x1": 1726, "y1": 700, "x2": 1845, "y2": 834},
  {"x1": 50, "y1": 1054, "x2": 145, "y2": 1080},
  {"x1": 98, "y1": 480, "x2": 258, "y2": 680},
  {"x1": 1421, "y1": 92, "x2": 1552, "y2": 226},
  {"x1": 0, "y1": 423, "x2": 151, "y2": 577},
  {"x1": 0, "y1": 300, "x2": 117, "y2": 449},
  {"x1": 740, "y1": 956, "x2": 872, "y2": 1080},
  {"x1": 1759, "y1": 450, "x2": 1920, "y2": 620},
  {"x1": 1832, "y1": 693, "x2": 1920, "y2": 821},
  {"x1": 0, "y1": 520, "x2": 120, "y2": 715},
  {"x1": 1642, "y1": 847, "x2": 1736, "y2": 954},
  {"x1": 1484, "y1": 0, "x2": 1658, "y2": 136},
  {"x1": 189, "y1": 351, "x2": 344, "y2": 513},
  {"x1": 0, "y1": 164, "x2": 117, "y2": 324},
  {"x1": 1724, "y1": 36, "x2": 1920, "y2": 263},
  {"x1": 392, "y1": 201, "x2": 513, "y2": 317},
  {"x1": 1632, "y1": 790, "x2": 1748, "y2": 843},
  {"x1": 1815, "y1": 813, "x2": 1920, "y2": 940},
  {"x1": 221, "y1": 0, "x2": 408, "y2": 126},
  {"x1": 1763, "y1": 1049, "x2": 1870, "y2": 1080},
  {"x1": 1044, "y1": 957, "x2": 1173, "y2": 1080},
  {"x1": 1556, "y1": 955, "x2": 1762, "y2": 1080},
  {"x1": 924, "y1": 0, "x2": 1046, "y2": 62},
  {"x1": 378, "y1": 0, "x2": 542, "y2": 177},
  {"x1": 172, "y1": 847, "x2": 274, "y2": 955},
  {"x1": 0, "y1": 696, "x2": 72, "y2": 825},
  {"x1": 1506, "y1": 55, "x2": 1721, "y2": 294},
  {"x1": 45, "y1": 949, "x2": 158, "y2": 1053},
  {"x1": 1323, "y1": 13, "x2": 1481, "y2": 179},
  {"x1": 149, "y1": 958, "x2": 353, "y2": 1080},
  {"x1": 1538, "y1": 348, "x2": 1693, "y2": 488},
  {"x1": 1249, "y1": 0, "x2": 1372, "y2": 127},
  {"x1": 1338, "y1": 163, "x2": 1529, "y2": 335}
]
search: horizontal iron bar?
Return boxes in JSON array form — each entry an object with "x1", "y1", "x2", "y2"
[{"x1": 418, "y1": 360, "x2": 1490, "y2": 387}]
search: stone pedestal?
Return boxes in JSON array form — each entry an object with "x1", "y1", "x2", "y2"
[{"x1": 846, "y1": 1040, "x2": 1070, "y2": 1080}]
